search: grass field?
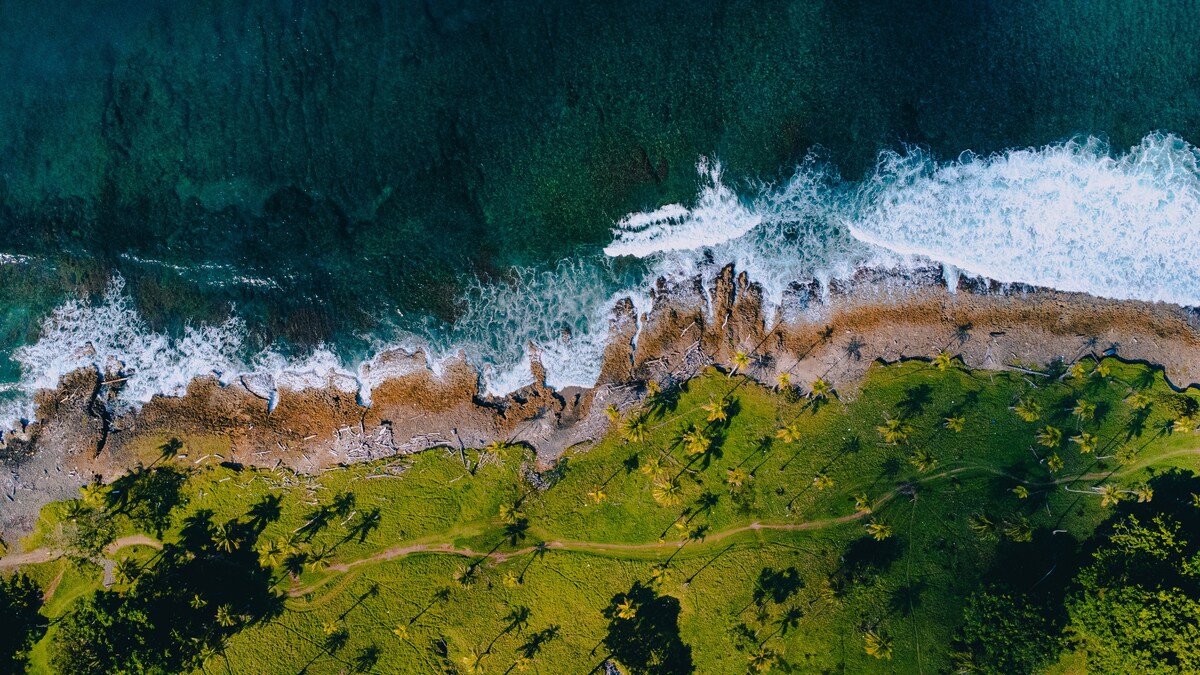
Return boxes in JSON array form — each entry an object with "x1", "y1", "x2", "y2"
[{"x1": 11, "y1": 356, "x2": 1200, "y2": 673}]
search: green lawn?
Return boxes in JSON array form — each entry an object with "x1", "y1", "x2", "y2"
[{"x1": 11, "y1": 356, "x2": 1200, "y2": 673}]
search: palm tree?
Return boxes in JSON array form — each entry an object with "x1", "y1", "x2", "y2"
[
  {"x1": 1072, "y1": 399, "x2": 1097, "y2": 422},
  {"x1": 731, "y1": 351, "x2": 751, "y2": 375},
  {"x1": 944, "y1": 416, "x2": 965, "y2": 432},
  {"x1": 605, "y1": 404, "x2": 620, "y2": 422},
  {"x1": 932, "y1": 351, "x2": 954, "y2": 371},
  {"x1": 1003, "y1": 517, "x2": 1032, "y2": 542},
  {"x1": 392, "y1": 624, "x2": 409, "y2": 641},
  {"x1": 453, "y1": 564, "x2": 478, "y2": 588},
  {"x1": 909, "y1": 449, "x2": 937, "y2": 473},
  {"x1": 682, "y1": 426, "x2": 711, "y2": 457},
  {"x1": 621, "y1": 415, "x2": 650, "y2": 443},
  {"x1": 747, "y1": 645, "x2": 778, "y2": 672},
  {"x1": 257, "y1": 538, "x2": 287, "y2": 567},
  {"x1": 480, "y1": 441, "x2": 513, "y2": 464},
  {"x1": 189, "y1": 594, "x2": 208, "y2": 610},
  {"x1": 306, "y1": 547, "x2": 332, "y2": 572},
  {"x1": 866, "y1": 521, "x2": 893, "y2": 541},
  {"x1": 1174, "y1": 415, "x2": 1197, "y2": 434},
  {"x1": 1071, "y1": 432, "x2": 1099, "y2": 454},
  {"x1": 776, "y1": 372, "x2": 792, "y2": 390},
  {"x1": 877, "y1": 418, "x2": 913, "y2": 445},
  {"x1": 853, "y1": 493, "x2": 872, "y2": 514},
  {"x1": 498, "y1": 503, "x2": 524, "y2": 525},
  {"x1": 215, "y1": 604, "x2": 238, "y2": 628},
  {"x1": 1046, "y1": 453, "x2": 1064, "y2": 473},
  {"x1": 114, "y1": 558, "x2": 140, "y2": 584},
  {"x1": 1130, "y1": 483, "x2": 1154, "y2": 503},
  {"x1": 640, "y1": 455, "x2": 667, "y2": 479},
  {"x1": 1097, "y1": 484, "x2": 1124, "y2": 508},
  {"x1": 1126, "y1": 392, "x2": 1153, "y2": 410},
  {"x1": 1094, "y1": 362, "x2": 1111, "y2": 379},
  {"x1": 775, "y1": 423, "x2": 802, "y2": 444},
  {"x1": 702, "y1": 398, "x2": 730, "y2": 423},
  {"x1": 864, "y1": 630, "x2": 893, "y2": 660},
  {"x1": 649, "y1": 564, "x2": 671, "y2": 587},
  {"x1": 502, "y1": 570, "x2": 520, "y2": 588},
  {"x1": 725, "y1": 467, "x2": 750, "y2": 491},
  {"x1": 968, "y1": 513, "x2": 996, "y2": 539},
  {"x1": 652, "y1": 479, "x2": 684, "y2": 506},
  {"x1": 809, "y1": 378, "x2": 832, "y2": 400},
  {"x1": 586, "y1": 487, "x2": 607, "y2": 505},
  {"x1": 615, "y1": 598, "x2": 638, "y2": 620},
  {"x1": 460, "y1": 648, "x2": 486, "y2": 675},
  {"x1": 1036, "y1": 425, "x2": 1062, "y2": 449},
  {"x1": 1011, "y1": 486, "x2": 1030, "y2": 499},
  {"x1": 1014, "y1": 399, "x2": 1042, "y2": 423},
  {"x1": 211, "y1": 521, "x2": 238, "y2": 553},
  {"x1": 812, "y1": 473, "x2": 834, "y2": 491},
  {"x1": 80, "y1": 481, "x2": 106, "y2": 506},
  {"x1": 1067, "y1": 362, "x2": 1088, "y2": 381}
]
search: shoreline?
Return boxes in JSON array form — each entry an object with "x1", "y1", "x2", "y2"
[{"x1": 3, "y1": 262, "x2": 1200, "y2": 549}]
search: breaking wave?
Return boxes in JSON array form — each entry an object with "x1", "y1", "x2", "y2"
[{"x1": 5, "y1": 132, "x2": 1200, "y2": 430}]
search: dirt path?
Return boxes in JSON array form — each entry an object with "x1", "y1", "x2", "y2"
[{"x1": 0, "y1": 535, "x2": 162, "y2": 571}]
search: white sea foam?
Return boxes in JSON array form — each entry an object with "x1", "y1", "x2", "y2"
[
  {"x1": 604, "y1": 159, "x2": 763, "y2": 258},
  {"x1": 6, "y1": 132, "x2": 1200, "y2": 431},
  {"x1": 848, "y1": 133, "x2": 1200, "y2": 305}
]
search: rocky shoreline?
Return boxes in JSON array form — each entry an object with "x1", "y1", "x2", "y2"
[{"x1": 4, "y1": 263, "x2": 1200, "y2": 550}]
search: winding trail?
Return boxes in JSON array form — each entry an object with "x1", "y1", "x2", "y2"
[{"x1": 0, "y1": 535, "x2": 161, "y2": 571}]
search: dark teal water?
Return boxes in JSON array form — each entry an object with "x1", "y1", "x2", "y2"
[{"x1": 2, "y1": 0, "x2": 1199, "y2": 410}]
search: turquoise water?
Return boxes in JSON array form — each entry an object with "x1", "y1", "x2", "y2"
[{"x1": 3, "y1": 1, "x2": 1200, "y2": 418}]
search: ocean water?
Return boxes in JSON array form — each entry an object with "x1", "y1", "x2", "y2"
[{"x1": 3, "y1": 1, "x2": 1200, "y2": 427}]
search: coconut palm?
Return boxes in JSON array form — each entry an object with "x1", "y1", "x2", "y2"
[
  {"x1": 909, "y1": 449, "x2": 937, "y2": 473},
  {"x1": 621, "y1": 415, "x2": 650, "y2": 443},
  {"x1": 1014, "y1": 399, "x2": 1042, "y2": 423},
  {"x1": 731, "y1": 351, "x2": 752, "y2": 375},
  {"x1": 453, "y1": 564, "x2": 478, "y2": 588},
  {"x1": 776, "y1": 372, "x2": 792, "y2": 390},
  {"x1": 615, "y1": 598, "x2": 637, "y2": 620},
  {"x1": 392, "y1": 624, "x2": 409, "y2": 641},
  {"x1": 1097, "y1": 484, "x2": 1124, "y2": 508},
  {"x1": 1115, "y1": 444, "x2": 1139, "y2": 466},
  {"x1": 1174, "y1": 415, "x2": 1197, "y2": 434},
  {"x1": 725, "y1": 467, "x2": 750, "y2": 491},
  {"x1": 498, "y1": 503, "x2": 524, "y2": 525},
  {"x1": 114, "y1": 558, "x2": 141, "y2": 584},
  {"x1": 211, "y1": 520, "x2": 238, "y2": 553},
  {"x1": 1072, "y1": 399, "x2": 1097, "y2": 422},
  {"x1": 748, "y1": 645, "x2": 778, "y2": 672},
  {"x1": 215, "y1": 604, "x2": 238, "y2": 628},
  {"x1": 864, "y1": 630, "x2": 893, "y2": 660},
  {"x1": 1003, "y1": 517, "x2": 1032, "y2": 542},
  {"x1": 932, "y1": 351, "x2": 954, "y2": 371},
  {"x1": 775, "y1": 423, "x2": 802, "y2": 444},
  {"x1": 189, "y1": 594, "x2": 208, "y2": 610},
  {"x1": 604, "y1": 404, "x2": 620, "y2": 422},
  {"x1": 681, "y1": 426, "x2": 711, "y2": 456},
  {"x1": 1046, "y1": 453, "x2": 1064, "y2": 473},
  {"x1": 1094, "y1": 362, "x2": 1111, "y2": 379},
  {"x1": 460, "y1": 649, "x2": 486, "y2": 675},
  {"x1": 877, "y1": 418, "x2": 913, "y2": 445},
  {"x1": 256, "y1": 538, "x2": 286, "y2": 567},
  {"x1": 1070, "y1": 432, "x2": 1099, "y2": 454},
  {"x1": 809, "y1": 378, "x2": 832, "y2": 399},
  {"x1": 1130, "y1": 483, "x2": 1154, "y2": 503},
  {"x1": 866, "y1": 521, "x2": 893, "y2": 541},
  {"x1": 812, "y1": 473, "x2": 834, "y2": 491},
  {"x1": 968, "y1": 513, "x2": 996, "y2": 539},
  {"x1": 702, "y1": 398, "x2": 730, "y2": 423},
  {"x1": 305, "y1": 547, "x2": 332, "y2": 572},
  {"x1": 652, "y1": 479, "x2": 684, "y2": 506},
  {"x1": 853, "y1": 493, "x2": 872, "y2": 513},
  {"x1": 1126, "y1": 392, "x2": 1153, "y2": 410},
  {"x1": 944, "y1": 416, "x2": 965, "y2": 432},
  {"x1": 640, "y1": 455, "x2": 667, "y2": 479},
  {"x1": 1011, "y1": 486, "x2": 1030, "y2": 499},
  {"x1": 586, "y1": 487, "x2": 607, "y2": 505},
  {"x1": 502, "y1": 570, "x2": 520, "y2": 588},
  {"x1": 480, "y1": 441, "x2": 513, "y2": 464},
  {"x1": 1036, "y1": 425, "x2": 1062, "y2": 449},
  {"x1": 649, "y1": 564, "x2": 672, "y2": 587},
  {"x1": 1067, "y1": 362, "x2": 1088, "y2": 381}
]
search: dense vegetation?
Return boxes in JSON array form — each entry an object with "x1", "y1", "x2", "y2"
[{"x1": 7, "y1": 355, "x2": 1200, "y2": 673}]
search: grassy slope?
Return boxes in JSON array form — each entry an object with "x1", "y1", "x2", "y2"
[{"x1": 16, "y1": 357, "x2": 1200, "y2": 673}]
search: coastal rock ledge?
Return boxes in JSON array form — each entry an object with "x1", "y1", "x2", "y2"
[{"x1": 4, "y1": 263, "x2": 1200, "y2": 546}]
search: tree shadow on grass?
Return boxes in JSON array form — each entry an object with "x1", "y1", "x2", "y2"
[{"x1": 601, "y1": 582, "x2": 693, "y2": 675}]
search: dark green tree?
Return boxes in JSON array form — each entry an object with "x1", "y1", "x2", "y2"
[{"x1": 0, "y1": 573, "x2": 45, "y2": 672}]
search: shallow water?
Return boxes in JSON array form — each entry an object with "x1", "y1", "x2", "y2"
[{"x1": 2, "y1": 0, "x2": 1200, "y2": 423}]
